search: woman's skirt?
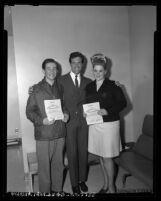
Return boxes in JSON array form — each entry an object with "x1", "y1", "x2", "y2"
[{"x1": 88, "y1": 120, "x2": 122, "y2": 158}]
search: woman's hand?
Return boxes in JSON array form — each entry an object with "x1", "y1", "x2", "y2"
[
  {"x1": 43, "y1": 117, "x2": 55, "y2": 125},
  {"x1": 97, "y1": 109, "x2": 108, "y2": 116},
  {"x1": 83, "y1": 112, "x2": 87, "y2": 118},
  {"x1": 62, "y1": 113, "x2": 69, "y2": 123}
]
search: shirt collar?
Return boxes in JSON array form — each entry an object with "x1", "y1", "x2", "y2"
[
  {"x1": 70, "y1": 71, "x2": 80, "y2": 79},
  {"x1": 42, "y1": 77, "x2": 56, "y2": 87},
  {"x1": 96, "y1": 79, "x2": 104, "y2": 85}
]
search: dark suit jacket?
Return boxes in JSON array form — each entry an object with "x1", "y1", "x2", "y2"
[
  {"x1": 85, "y1": 78, "x2": 127, "y2": 122},
  {"x1": 58, "y1": 73, "x2": 92, "y2": 120},
  {"x1": 26, "y1": 78, "x2": 66, "y2": 140}
]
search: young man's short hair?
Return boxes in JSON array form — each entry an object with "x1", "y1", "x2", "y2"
[{"x1": 42, "y1": 58, "x2": 58, "y2": 70}]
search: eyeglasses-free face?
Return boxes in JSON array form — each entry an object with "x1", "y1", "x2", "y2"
[
  {"x1": 70, "y1": 56, "x2": 83, "y2": 75},
  {"x1": 43, "y1": 62, "x2": 58, "y2": 81},
  {"x1": 93, "y1": 64, "x2": 107, "y2": 82}
]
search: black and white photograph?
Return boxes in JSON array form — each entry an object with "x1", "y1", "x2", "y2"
[{"x1": 3, "y1": 3, "x2": 156, "y2": 198}]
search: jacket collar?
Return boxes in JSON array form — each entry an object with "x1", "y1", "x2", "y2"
[
  {"x1": 94, "y1": 78, "x2": 110, "y2": 92},
  {"x1": 41, "y1": 77, "x2": 56, "y2": 86},
  {"x1": 40, "y1": 77, "x2": 59, "y2": 98}
]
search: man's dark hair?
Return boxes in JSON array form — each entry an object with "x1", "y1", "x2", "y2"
[
  {"x1": 42, "y1": 58, "x2": 58, "y2": 70},
  {"x1": 69, "y1": 52, "x2": 84, "y2": 63}
]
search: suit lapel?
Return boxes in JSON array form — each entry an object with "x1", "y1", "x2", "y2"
[
  {"x1": 66, "y1": 73, "x2": 80, "y2": 96},
  {"x1": 80, "y1": 75, "x2": 87, "y2": 90},
  {"x1": 67, "y1": 73, "x2": 76, "y2": 88},
  {"x1": 67, "y1": 73, "x2": 86, "y2": 91},
  {"x1": 97, "y1": 79, "x2": 107, "y2": 93}
]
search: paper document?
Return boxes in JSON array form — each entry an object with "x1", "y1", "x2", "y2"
[
  {"x1": 83, "y1": 102, "x2": 103, "y2": 125},
  {"x1": 44, "y1": 99, "x2": 64, "y2": 121}
]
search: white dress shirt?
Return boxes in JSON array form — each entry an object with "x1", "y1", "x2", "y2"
[{"x1": 70, "y1": 71, "x2": 81, "y2": 87}]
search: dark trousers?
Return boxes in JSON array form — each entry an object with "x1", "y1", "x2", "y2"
[
  {"x1": 36, "y1": 138, "x2": 65, "y2": 193},
  {"x1": 66, "y1": 118, "x2": 88, "y2": 187}
]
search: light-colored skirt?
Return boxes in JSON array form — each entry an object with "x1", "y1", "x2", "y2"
[{"x1": 88, "y1": 120, "x2": 122, "y2": 158}]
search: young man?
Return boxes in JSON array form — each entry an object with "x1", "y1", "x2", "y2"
[
  {"x1": 58, "y1": 52, "x2": 92, "y2": 194},
  {"x1": 26, "y1": 58, "x2": 69, "y2": 194}
]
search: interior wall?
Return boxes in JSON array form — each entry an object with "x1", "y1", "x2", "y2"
[
  {"x1": 7, "y1": 36, "x2": 21, "y2": 138},
  {"x1": 5, "y1": 6, "x2": 21, "y2": 139},
  {"x1": 128, "y1": 6, "x2": 156, "y2": 140},
  {"x1": 11, "y1": 5, "x2": 133, "y2": 173}
]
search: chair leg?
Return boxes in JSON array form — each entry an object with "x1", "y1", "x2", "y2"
[
  {"x1": 28, "y1": 173, "x2": 33, "y2": 192},
  {"x1": 122, "y1": 173, "x2": 132, "y2": 188},
  {"x1": 25, "y1": 173, "x2": 33, "y2": 192},
  {"x1": 32, "y1": 174, "x2": 34, "y2": 192}
]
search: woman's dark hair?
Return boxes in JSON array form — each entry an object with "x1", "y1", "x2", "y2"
[
  {"x1": 42, "y1": 58, "x2": 58, "y2": 70},
  {"x1": 69, "y1": 52, "x2": 84, "y2": 63}
]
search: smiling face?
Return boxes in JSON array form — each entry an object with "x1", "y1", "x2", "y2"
[
  {"x1": 93, "y1": 64, "x2": 107, "y2": 82},
  {"x1": 70, "y1": 56, "x2": 83, "y2": 75},
  {"x1": 43, "y1": 62, "x2": 57, "y2": 82}
]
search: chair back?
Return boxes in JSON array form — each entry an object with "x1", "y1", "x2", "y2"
[
  {"x1": 142, "y1": 114, "x2": 153, "y2": 137},
  {"x1": 133, "y1": 114, "x2": 153, "y2": 160}
]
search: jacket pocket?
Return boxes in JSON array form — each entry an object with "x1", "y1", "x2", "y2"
[{"x1": 35, "y1": 121, "x2": 66, "y2": 140}]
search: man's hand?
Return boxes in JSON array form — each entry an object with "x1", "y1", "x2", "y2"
[
  {"x1": 28, "y1": 86, "x2": 34, "y2": 95},
  {"x1": 43, "y1": 117, "x2": 55, "y2": 125},
  {"x1": 97, "y1": 109, "x2": 108, "y2": 116},
  {"x1": 62, "y1": 113, "x2": 69, "y2": 123},
  {"x1": 115, "y1": 81, "x2": 122, "y2": 87}
]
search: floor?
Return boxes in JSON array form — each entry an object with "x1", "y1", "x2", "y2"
[{"x1": 7, "y1": 145, "x2": 152, "y2": 195}]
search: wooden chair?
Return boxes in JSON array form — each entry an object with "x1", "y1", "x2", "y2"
[
  {"x1": 27, "y1": 152, "x2": 38, "y2": 192},
  {"x1": 26, "y1": 151, "x2": 69, "y2": 192}
]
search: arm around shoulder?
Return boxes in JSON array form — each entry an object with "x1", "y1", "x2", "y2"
[{"x1": 26, "y1": 87, "x2": 44, "y2": 126}]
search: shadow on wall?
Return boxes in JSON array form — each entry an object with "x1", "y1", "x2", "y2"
[
  {"x1": 119, "y1": 85, "x2": 133, "y2": 147},
  {"x1": 105, "y1": 56, "x2": 112, "y2": 78},
  {"x1": 56, "y1": 61, "x2": 63, "y2": 78},
  {"x1": 81, "y1": 54, "x2": 88, "y2": 75},
  {"x1": 105, "y1": 56, "x2": 133, "y2": 148}
]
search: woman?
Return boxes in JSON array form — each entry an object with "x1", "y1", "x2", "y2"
[{"x1": 85, "y1": 53, "x2": 127, "y2": 193}]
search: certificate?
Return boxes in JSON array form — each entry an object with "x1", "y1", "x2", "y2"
[
  {"x1": 83, "y1": 102, "x2": 103, "y2": 125},
  {"x1": 44, "y1": 99, "x2": 64, "y2": 121}
]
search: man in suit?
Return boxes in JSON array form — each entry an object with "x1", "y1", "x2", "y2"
[{"x1": 58, "y1": 52, "x2": 92, "y2": 194}]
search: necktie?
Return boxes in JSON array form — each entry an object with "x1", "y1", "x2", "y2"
[{"x1": 75, "y1": 75, "x2": 79, "y2": 88}]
